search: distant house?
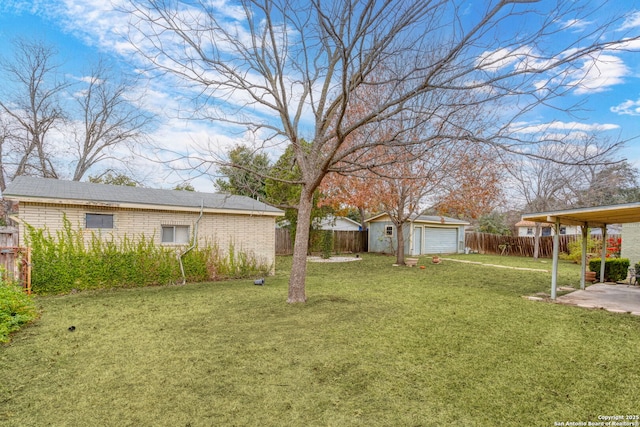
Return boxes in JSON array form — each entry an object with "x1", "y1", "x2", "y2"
[
  {"x1": 3, "y1": 176, "x2": 284, "y2": 270},
  {"x1": 515, "y1": 220, "x2": 580, "y2": 237},
  {"x1": 365, "y1": 213, "x2": 469, "y2": 255},
  {"x1": 515, "y1": 220, "x2": 620, "y2": 237},
  {"x1": 314, "y1": 215, "x2": 362, "y2": 231},
  {"x1": 277, "y1": 215, "x2": 362, "y2": 231}
]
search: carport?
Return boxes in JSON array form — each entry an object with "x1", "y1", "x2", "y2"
[{"x1": 522, "y1": 202, "x2": 640, "y2": 300}]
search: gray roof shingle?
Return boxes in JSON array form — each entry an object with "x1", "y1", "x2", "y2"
[{"x1": 3, "y1": 176, "x2": 283, "y2": 215}]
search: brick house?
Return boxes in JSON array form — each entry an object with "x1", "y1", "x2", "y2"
[
  {"x1": 621, "y1": 223, "x2": 640, "y2": 268},
  {"x1": 3, "y1": 176, "x2": 283, "y2": 271}
]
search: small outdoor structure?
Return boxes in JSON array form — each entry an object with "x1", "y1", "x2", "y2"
[
  {"x1": 3, "y1": 176, "x2": 284, "y2": 271},
  {"x1": 366, "y1": 213, "x2": 469, "y2": 255},
  {"x1": 522, "y1": 202, "x2": 640, "y2": 300}
]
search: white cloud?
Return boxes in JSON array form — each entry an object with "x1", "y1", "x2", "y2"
[
  {"x1": 620, "y1": 11, "x2": 640, "y2": 31},
  {"x1": 559, "y1": 18, "x2": 594, "y2": 32},
  {"x1": 611, "y1": 99, "x2": 640, "y2": 116},
  {"x1": 608, "y1": 37, "x2": 640, "y2": 51},
  {"x1": 478, "y1": 35, "x2": 633, "y2": 96},
  {"x1": 570, "y1": 54, "x2": 629, "y2": 94},
  {"x1": 510, "y1": 120, "x2": 620, "y2": 135},
  {"x1": 476, "y1": 47, "x2": 533, "y2": 72}
]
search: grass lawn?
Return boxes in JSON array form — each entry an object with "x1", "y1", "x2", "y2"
[
  {"x1": 2, "y1": 254, "x2": 639, "y2": 426},
  {"x1": 444, "y1": 253, "x2": 559, "y2": 269}
]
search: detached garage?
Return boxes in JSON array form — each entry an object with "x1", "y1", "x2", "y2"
[{"x1": 366, "y1": 213, "x2": 469, "y2": 255}]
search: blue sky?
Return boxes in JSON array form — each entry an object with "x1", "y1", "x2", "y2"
[{"x1": 1, "y1": 0, "x2": 640, "y2": 193}]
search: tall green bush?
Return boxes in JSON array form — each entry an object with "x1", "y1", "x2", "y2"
[
  {"x1": 25, "y1": 218, "x2": 272, "y2": 294},
  {"x1": 561, "y1": 236, "x2": 601, "y2": 263},
  {"x1": 0, "y1": 270, "x2": 37, "y2": 343},
  {"x1": 588, "y1": 258, "x2": 630, "y2": 282},
  {"x1": 321, "y1": 230, "x2": 334, "y2": 259}
]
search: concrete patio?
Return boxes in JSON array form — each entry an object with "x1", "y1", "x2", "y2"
[{"x1": 556, "y1": 283, "x2": 640, "y2": 315}]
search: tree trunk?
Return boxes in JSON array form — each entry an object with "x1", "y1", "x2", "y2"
[
  {"x1": 359, "y1": 206, "x2": 367, "y2": 252},
  {"x1": 395, "y1": 221, "x2": 405, "y2": 265},
  {"x1": 533, "y1": 222, "x2": 541, "y2": 260},
  {"x1": 288, "y1": 189, "x2": 314, "y2": 303}
]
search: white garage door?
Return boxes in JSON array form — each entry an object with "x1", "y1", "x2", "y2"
[{"x1": 424, "y1": 227, "x2": 458, "y2": 254}]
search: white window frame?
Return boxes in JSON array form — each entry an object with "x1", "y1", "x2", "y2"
[
  {"x1": 161, "y1": 225, "x2": 190, "y2": 244},
  {"x1": 385, "y1": 225, "x2": 394, "y2": 237}
]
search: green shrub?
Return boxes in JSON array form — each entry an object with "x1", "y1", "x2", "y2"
[
  {"x1": 0, "y1": 273, "x2": 37, "y2": 343},
  {"x1": 25, "y1": 218, "x2": 272, "y2": 294},
  {"x1": 204, "y1": 242, "x2": 273, "y2": 280},
  {"x1": 561, "y1": 236, "x2": 601, "y2": 263},
  {"x1": 321, "y1": 230, "x2": 334, "y2": 259},
  {"x1": 588, "y1": 258, "x2": 630, "y2": 282}
]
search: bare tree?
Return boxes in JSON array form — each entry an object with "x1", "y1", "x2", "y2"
[
  {"x1": 0, "y1": 117, "x2": 12, "y2": 191},
  {"x1": 71, "y1": 60, "x2": 153, "y2": 181},
  {"x1": 0, "y1": 39, "x2": 68, "y2": 185},
  {"x1": 0, "y1": 39, "x2": 152, "y2": 187},
  {"x1": 506, "y1": 136, "x2": 625, "y2": 258},
  {"x1": 507, "y1": 144, "x2": 579, "y2": 258},
  {"x1": 123, "y1": 0, "x2": 639, "y2": 302},
  {"x1": 570, "y1": 153, "x2": 640, "y2": 208}
]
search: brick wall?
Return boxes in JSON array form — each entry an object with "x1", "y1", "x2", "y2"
[
  {"x1": 14, "y1": 202, "x2": 277, "y2": 270},
  {"x1": 621, "y1": 222, "x2": 640, "y2": 268}
]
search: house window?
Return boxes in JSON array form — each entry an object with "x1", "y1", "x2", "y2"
[
  {"x1": 86, "y1": 213, "x2": 114, "y2": 229},
  {"x1": 560, "y1": 226, "x2": 567, "y2": 235},
  {"x1": 161, "y1": 225, "x2": 190, "y2": 244},
  {"x1": 526, "y1": 227, "x2": 533, "y2": 235},
  {"x1": 385, "y1": 225, "x2": 394, "y2": 236},
  {"x1": 541, "y1": 227, "x2": 552, "y2": 237}
]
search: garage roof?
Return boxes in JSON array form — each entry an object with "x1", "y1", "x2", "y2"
[
  {"x1": 521, "y1": 202, "x2": 640, "y2": 228},
  {"x1": 365, "y1": 212, "x2": 469, "y2": 225}
]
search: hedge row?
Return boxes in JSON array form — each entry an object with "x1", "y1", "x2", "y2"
[
  {"x1": 588, "y1": 258, "x2": 630, "y2": 282},
  {"x1": 26, "y1": 218, "x2": 272, "y2": 294}
]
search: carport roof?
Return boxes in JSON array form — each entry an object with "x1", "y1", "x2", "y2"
[
  {"x1": 523, "y1": 202, "x2": 640, "y2": 301},
  {"x1": 521, "y1": 202, "x2": 640, "y2": 228}
]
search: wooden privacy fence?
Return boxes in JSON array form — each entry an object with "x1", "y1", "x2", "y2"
[
  {"x1": 276, "y1": 229, "x2": 368, "y2": 255},
  {"x1": 276, "y1": 229, "x2": 293, "y2": 255},
  {"x1": 0, "y1": 227, "x2": 18, "y2": 246},
  {"x1": 332, "y1": 230, "x2": 368, "y2": 254},
  {"x1": 0, "y1": 227, "x2": 32, "y2": 294},
  {"x1": 464, "y1": 232, "x2": 618, "y2": 258}
]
